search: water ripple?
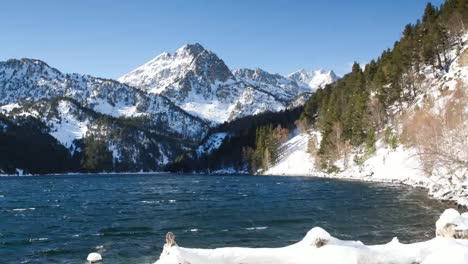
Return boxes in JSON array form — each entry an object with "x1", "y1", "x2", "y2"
[{"x1": 0, "y1": 173, "x2": 452, "y2": 264}]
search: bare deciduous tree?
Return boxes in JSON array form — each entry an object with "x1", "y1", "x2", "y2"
[{"x1": 402, "y1": 82, "x2": 468, "y2": 181}]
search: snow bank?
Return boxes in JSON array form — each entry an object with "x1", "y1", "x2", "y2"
[
  {"x1": 436, "y1": 209, "x2": 468, "y2": 239},
  {"x1": 265, "y1": 131, "x2": 468, "y2": 206},
  {"x1": 265, "y1": 132, "x2": 315, "y2": 176},
  {"x1": 331, "y1": 141, "x2": 432, "y2": 187},
  {"x1": 155, "y1": 211, "x2": 468, "y2": 264}
]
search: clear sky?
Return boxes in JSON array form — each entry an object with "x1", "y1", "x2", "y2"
[{"x1": 1, "y1": 0, "x2": 444, "y2": 78}]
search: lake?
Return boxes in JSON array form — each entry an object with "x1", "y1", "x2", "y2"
[{"x1": 0, "y1": 174, "x2": 450, "y2": 263}]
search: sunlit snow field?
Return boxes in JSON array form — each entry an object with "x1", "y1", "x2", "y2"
[{"x1": 0, "y1": 174, "x2": 451, "y2": 263}]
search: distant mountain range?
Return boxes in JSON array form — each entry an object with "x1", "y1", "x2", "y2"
[
  {"x1": 119, "y1": 43, "x2": 338, "y2": 123},
  {"x1": 0, "y1": 43, "x2": 338, "y2": 173}
]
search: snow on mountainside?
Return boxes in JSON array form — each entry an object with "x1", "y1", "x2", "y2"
[
  {"x1": 0, "y1": 58, "x2": 208, "y2": 141},
  {"x1": 232, "y1": 68, "x2": 312, "y2": 102},
  {"x1": 3, "y1": 99, "x2": 91, "y2": 152},
  {"x1": 119, "y1": 44, "x2": 235, "y2": 97},
  {"x1": 49, "y1": 100, "x2": 89, "y2": 148},
  {"x1": 288, "y1": 69, "x2": 338, "y2": 89},
  {"x1": 196, "y1": 132, "x2": 228, "y2": 157},
  {"x1": 119, "y1": 44, "x2": 325, "y2": 123},
  {"x1": 1, "y1": 98, "x2": 194, "y2": 169}
]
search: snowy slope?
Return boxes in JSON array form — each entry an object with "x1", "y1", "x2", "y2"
[
  {"x1": 232, "y1": 68, "x2": 312, "y2": 102},
  {"x1": 119, "y1": 44, "x2": 326, "y2": 123},
  {"x1": 288, "y1": 69, "x2": 338, "y2": 89},
  {"x1": 1, "y1": 98, "x2": 195, "y2": 170},
  {"x1": 1, "y1": 99, "x2": 90, "y2": 149},
  {"x1": 49, "y1": 101, "x2": 89, "y2": 148},
  {"x1": 0, "y1": 58, "x2": 208, "y2": 141},
  {"x1": 119, "y1": 44, "x2": 235, "y2": 97},
  {"x1": 265, "y1": 131, "x2": 315, "y2": 176},
  {"x1": 196, "y1": 133, "x2": 229, "y2": 157},
  {"x1": 265, "y1": 132, "x2": 431, "y2": 185}
]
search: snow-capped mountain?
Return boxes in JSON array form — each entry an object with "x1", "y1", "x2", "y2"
[
  {"x1": 0, "y1": 58, "x2": 208, "y2": 140},
  {"x1": 288, "y1": 69, "x2": 338, "y2": 89},
  {"x1": 119, "y1": 44, "x2": 235, "y2": 99},
  {"x1": 232, "y1": 68, "x2": 311, "y2": 102},
  {"x1": 0, "y1": 46, "x2": 337, "y2": 173},
  {"x1": 119, "y1": 44, "x2": 320, "y2": 123}
]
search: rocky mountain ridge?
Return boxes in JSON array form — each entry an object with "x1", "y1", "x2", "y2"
[{"x1": 119, "y1": 43, "x2": 337, "y2": 123}]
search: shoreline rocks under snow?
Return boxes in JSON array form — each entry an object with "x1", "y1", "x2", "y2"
[{"x1": 154, "y1": 209, "x2": 468, "y2": 264}]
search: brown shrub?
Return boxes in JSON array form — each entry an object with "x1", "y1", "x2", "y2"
[{"x1": 402, "y1": 82, "x2": 468, "y2": 180}]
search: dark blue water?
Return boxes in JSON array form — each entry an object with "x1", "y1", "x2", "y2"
[{"x1": 0, "y1": 174, "x2": 450, "y2": 264}]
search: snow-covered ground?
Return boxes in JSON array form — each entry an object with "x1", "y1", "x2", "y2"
[
  {"x1": 154, "y1": 209, "x2": 468, "y2": 264},
  {"x1": 265, "y1": 133, "x2": 429, "y2": 187},
  {"x1": 265, "y1": 132, "x2": 314, "y2": 176},
  {"x1": 265, "y1": 128, "x2": 468, "y2": 206}
]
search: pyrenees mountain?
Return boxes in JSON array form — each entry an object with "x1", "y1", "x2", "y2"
[
  {"x1": 0, "y1": 47, "x2": 336, "y2": 174},
  {"x1": 0, "y1": 58, "x2": 210, "y2": 173},
  {"x1": 119, "y1": 44, "x2": 335, "y2": 123}
]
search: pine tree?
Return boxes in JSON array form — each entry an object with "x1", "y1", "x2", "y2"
[
  {"x1": 82, "y1": 135, "x2": 113, "y2": 172},
  {"x1": 423, "y1": 3, "x2": 438, "y2": 24}
]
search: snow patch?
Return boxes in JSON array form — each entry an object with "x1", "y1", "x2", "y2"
[
  {"x1": 49, "y1": 101, "x2": 88, "y2": 148},
  {"x1": 289, "y1": 69, "x2": 339, "y2": 89},
  {"x1": 196, "y1": 133, "x2": 228, "y2": 156},
  {"x1": 265, "y1": 132, "x2": 314, "y2": 176},
  {"x1": 0, "y1": 103, "x2": 20, "y2": 113}
]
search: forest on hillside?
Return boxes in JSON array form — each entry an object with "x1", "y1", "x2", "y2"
[{"x1": 299, "y1": 0, "x2": 468, "y2": 173}]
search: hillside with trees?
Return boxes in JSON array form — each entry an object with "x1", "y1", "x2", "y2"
[
  {"x1": 296, "y1": 0, "x2": 467, "y2": 174},
  {"x1": 165, "y1": 107, "x2": 302, "y2": 173}
]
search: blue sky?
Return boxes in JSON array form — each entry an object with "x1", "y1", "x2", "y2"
[{"x1": 1, "y1": 0, "x2": 444, "y2": 78}]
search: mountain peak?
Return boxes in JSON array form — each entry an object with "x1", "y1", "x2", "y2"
[
  {"x1": 0, "y1": 58, "x2": 63, "y2": 81},
  {"x1": 288, "y1": 68, "x2": 338, "y2": 89},
  {"x1": 119, "y1": 43, "x2": 233, "y2": 96},
  {"x1": 145, "y1": 43, "x2": 208, "y2": 64},
  {"x1": 3, "y1": 58, "x2": 50, "y2": 68},
  {"x1": 176, "y1": 43, "x2": 207, "y2": 56}
]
